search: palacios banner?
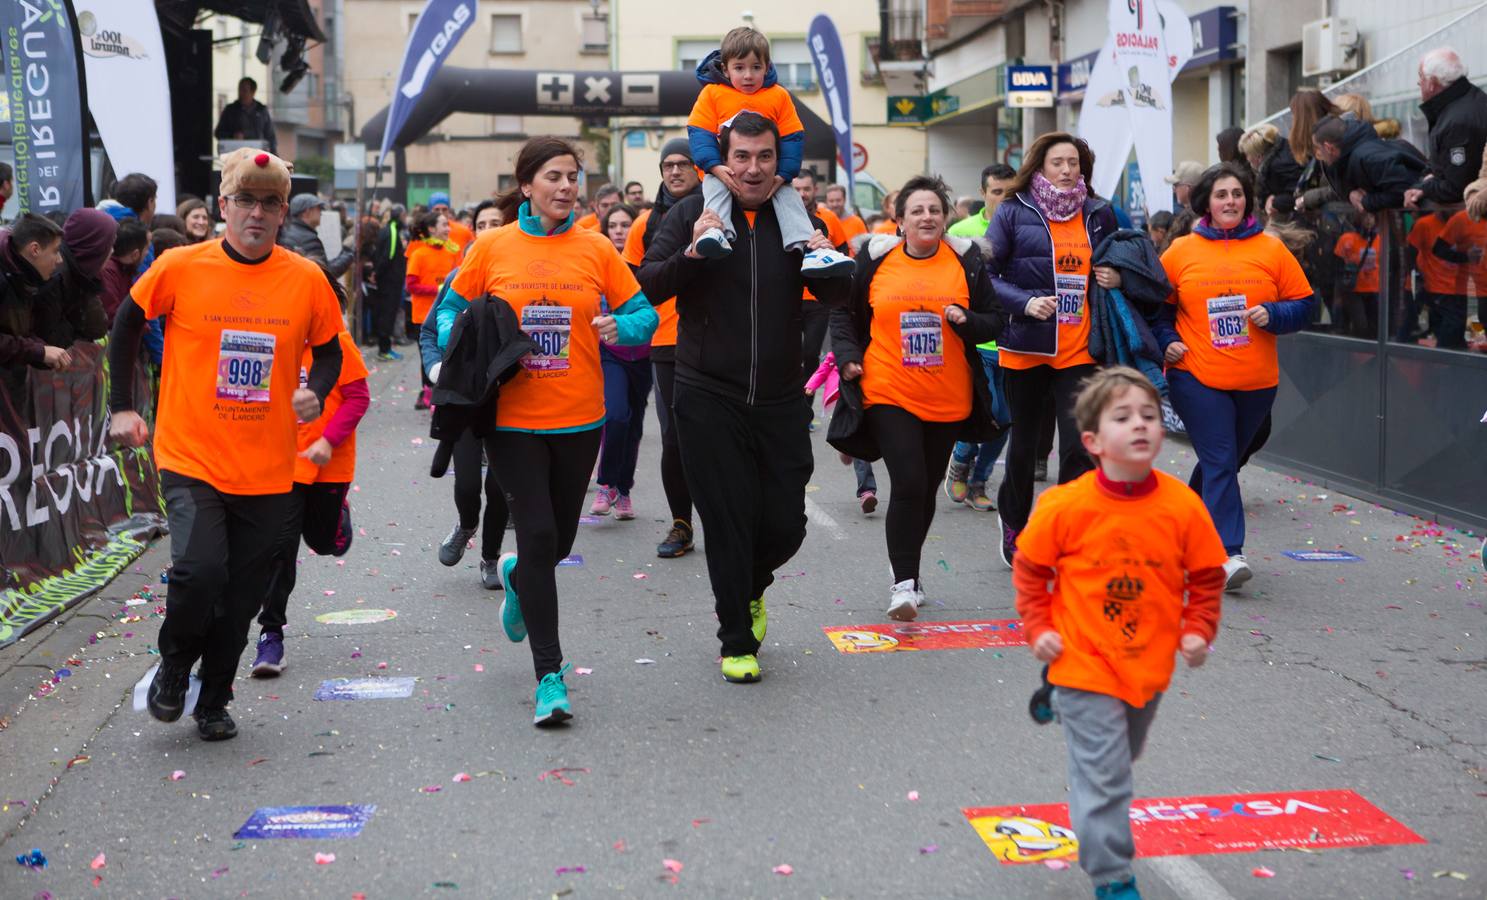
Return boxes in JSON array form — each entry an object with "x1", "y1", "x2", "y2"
[
  {"x1": 807, "y1": 14, "x2": 854, "y2": 197},
  {"x1": 0, "y1": 0, "x2": 91, "y2": 213},
  {"x1": 0, "y1": 342, "x2": 166, "y2": 647},
  {"x1": 378, "y1": 0, "x2": 478, "y2": 169},
  {"x1": 75, "y1": 0, "x2": 176, "y2": 211},
  {"x1": 1080, "y1": 0, "x2": 1191, "y2": 210}
]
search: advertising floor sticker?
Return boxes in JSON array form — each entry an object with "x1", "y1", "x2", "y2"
[
  {"x1": 1283, "y1": 550, "x2": 1363, "y2": 562},
  {"x1": 559, "y1": 554, "x2": 583, "y2": 566},
  {"x1": 315, "y1": 608, "x2": 398, "y2": 625},
  {"x1": 964, "y1": 790, "x2": 1424, "y2": 864},
  {"x1": 823, "y1": 619, "x2": 1025, "y2": 653},
  {"x1": 313, "y1": 677, "x2": 417, "y2": 701},
  {"x1": 234, "y1": 805, "x2": 377, "y2": 840}
]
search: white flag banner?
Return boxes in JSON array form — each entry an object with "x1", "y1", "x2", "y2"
[
  {"x1": 1080, "y1": 0, "x2": 1192, "y2": 208},
  {"x1": 77, "y1": 2, "x2": 176, "y2": 210}
]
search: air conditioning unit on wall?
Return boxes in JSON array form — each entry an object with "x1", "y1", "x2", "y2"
[{"x1": 1302, "y1": 17, "x2": 1360, "y2": 78}]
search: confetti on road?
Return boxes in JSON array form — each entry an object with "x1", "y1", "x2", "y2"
[
  {"x1": 90, "y1": 852, "x2": 106, "y2": 870},
  {"x1": 663, "y1": 858, "x2": 684, "y2": 873},
  {"x1": 1253, "y1": 867, "x2": 1276, "y2": 878},
  {"x1": 170, "y1": 770, "x2": 185, "y2": 781},
  {"x1": 773, "y1": 864, "x2": 794, "y2": 875},
  {"x1": 539, "y1": 768, "x2": 590, "y2": 786},
  {"x1": 315, "y1": 852, "x2": 336, "y2": 865}
]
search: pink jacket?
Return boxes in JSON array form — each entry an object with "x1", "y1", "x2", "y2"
[{"x1": 804, "y1": 351, "x2": 840, "y2": 411}]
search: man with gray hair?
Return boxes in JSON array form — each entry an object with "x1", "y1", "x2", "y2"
[{"x1": 1404, "y1": 46, "x2": 1487, "y2": 208}]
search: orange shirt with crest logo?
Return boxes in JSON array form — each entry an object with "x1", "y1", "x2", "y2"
[
  {"x1": 295, "y1": 331, "x2": 369, "y2": 484},
  {"x1": 999, "y1": 216, "x2": 1096, "y2": 370},
  {"x1": 450, "y1": 223, "x2": 641, "y2": 431},
  {"x1": 129, "y1": 241, "x2": 343, "y2": 495},
  {"x1": 860, "y1": 242, "x2": 973, "y2": 422}
]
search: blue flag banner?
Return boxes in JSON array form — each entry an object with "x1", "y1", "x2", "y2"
[
  {"x1": 378, "y1": 0, "x2": 477, "y2": 169},
  {"x1": 807, "y1": 14, "x2": 853, "y2": 197},
  {"x1": 2, "y1": 0, "x2": 90, "y2": 212}
]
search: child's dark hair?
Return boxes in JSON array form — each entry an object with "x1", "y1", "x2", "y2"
[
  {"x1": 1074, "y1": 367, "x2": 1162, "y2": 435},
  {"x1": 150, "y1": 227, "x2": 187, "y2": 258},
  {"x1": 113, "y1": 219, "x2": 149, "y2": 256},
  {"x1": 720, "y1": 26, "x2": 771, "y2": 67}
]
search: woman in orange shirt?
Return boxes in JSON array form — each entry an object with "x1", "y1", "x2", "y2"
[
  {"x1": 830, "y1": 176, "x2": 1003, "y2": 620},
  {"x1": 985, "y1": 133, "x2": 1121, "y2": 570},
  {"x1": 405, "y1": 211, "x2": 459, "y2": 409},
  {"x1": 445, "y1": 137, "x2": 657, "y2": 727},
  {"x1": 1155, "y1": 163, "x2": 1314, "y2": 591}
]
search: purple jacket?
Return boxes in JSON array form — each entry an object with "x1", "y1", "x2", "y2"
[{"x1": 985, "y1": 192, "x2": 1118, "y2": 358}]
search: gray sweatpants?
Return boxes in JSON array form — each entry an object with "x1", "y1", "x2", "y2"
[
  {"x1": 1054, "y1": 686, "x2": 1163, "y2": 887},
  {"x1": 702, "y1": 173, "x2": 817, "y2": 250}
]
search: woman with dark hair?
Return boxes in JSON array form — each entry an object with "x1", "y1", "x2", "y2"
[
  {"x1": 446, "y1": 136, "x2": 657, "y2": 726},
  {"x1": 1155, "y1": 163, "x2": 1314, "y2": 591},
  {"x1": 591, "y1": 201, "x2": 653, "y2": 520},
  {"x1": 1288, "y1": 89, "x2": 1341, "y2": 211},
  {"x1": 405, "y1": 210, "x2": 458, "y2": 409},
  {"x1": 176, "y1": 198, "x2": 214, "y2": 243},
  {"x1": 830, "y1": 175, "x2": 1003, "y2": 619},
  {"x1": 985, "y1": 132, "x2": 1120, "y2": 568}
]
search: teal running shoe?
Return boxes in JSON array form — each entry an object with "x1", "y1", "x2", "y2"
[
  {"x1": 534, "y1": 664, "x2": 573, "y2": 726},
  {"x1": 497, "y1": 552, "x2": 526, "y2": 642}
]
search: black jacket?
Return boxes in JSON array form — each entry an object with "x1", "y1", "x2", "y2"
[
  {"x1": 1326, "y1": 119, "x2": 1428, "y2": 211},
  {"x1": 1087, "y1": 229, "x2": 1169, "y2": 373},
  {"x1": 34, "y1": 248, "x2": 109, "y2": 348},
  {"x1": 371, "y1": 221, "x2": 408, "y2": 296},
  {"x1": 428, "y1": 294, "x2": 539, "y2": 474},
  {"x1": 0, "y1": 231, "x2": 51, "y2": 371},
  {"x1": 1416, "y1": 76, "x2": 1487, "y2": 205},
  {"x1": 825, "y1": 234, "x2": 1003, "y2": 461},
  {"x1": 280, "y1": 218, "x2": 354, "y2": 278},
  {"x1": 214, "y1": 99, "x2": 277, "y2": 154},
  {"x1": 1256, "y1": 138, "x2": 1304, "y2": 214},
  {"x1": 638, "y1": 193, "x2": 851, "y2": 406}
]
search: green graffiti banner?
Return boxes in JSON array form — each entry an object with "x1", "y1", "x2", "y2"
[{"x1": 0, "y1": 342, "x2": 165, "y2": 648}]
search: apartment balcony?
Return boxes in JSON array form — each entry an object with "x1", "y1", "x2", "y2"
[
  {"x1": 868, "y1": 9, "x2": 928, "y2": 93},
  {"x1": 927, "y1": 0, "x2": 1026, "y2": 48}
]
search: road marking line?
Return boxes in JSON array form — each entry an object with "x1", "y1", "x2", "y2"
[
  {"x1": 1144, "y1": 855, "x2": 1238, "y2": 900},
  {"x1": 803, "y1": 496, "x2": 848, "y2": 541}
]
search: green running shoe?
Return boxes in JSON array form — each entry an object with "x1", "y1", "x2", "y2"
[
  {"x1": 750, "y1": 596, "x2": 767, "y2": 644},
  {"x1": 721, "y1": 654, "x2": 760, "y2": 683},
  {"x1": 534, "y1": 664, "x2": 572, "y2": 726},
  {"x1": 497, "y1": 552, "x2": 526, "y2": 642}
]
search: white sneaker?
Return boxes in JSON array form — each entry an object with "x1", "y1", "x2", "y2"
[
  {"x1": 801, "y1": 248, "x2": 854, "y2": 278},
  {"x1": 887, "y1": 578, "x2": 919, "y2": 621},
  {"x1": 1223, "y1": 555, "x2": 1253, "y2": 592},
  {"x1": 694, "y1": 227, "x2": 732, "y2": 259}
]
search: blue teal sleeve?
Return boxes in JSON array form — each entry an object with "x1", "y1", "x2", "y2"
[
  {"x1": 778, "y1": 131, "x2": 805, "y2": 180},
  {"x1": 689, "y1": 125, "x2": 723, "y2": 174},
  {"x1": 435, "y1": 281, "x2": 471, "y2": 350},
  {"x1": 612, "y1": 292, "x2": 658, "y2": 346},
  {"x1": 418, "y1": 312, "x2": 442, "y2": 378}
]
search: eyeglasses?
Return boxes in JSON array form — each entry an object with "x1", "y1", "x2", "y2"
[
  {"x1": 661, "y1": 162, "x2": 693, "y2": 173},
  {"x1": 228, "y1": 194, "x2": 285, "y2": 213}
]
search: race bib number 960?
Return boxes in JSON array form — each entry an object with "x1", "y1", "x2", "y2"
[
  {"x1": 521, "y1": 305, "x2": 573, "y2": 371},
  {"x1": 216, "y1": 330, "x2": 275, "y2": 403}
]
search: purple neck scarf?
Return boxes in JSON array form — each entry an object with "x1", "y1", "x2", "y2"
[{"x1": 1029, "y1": 173, "x2": 1089, "y2": 222}]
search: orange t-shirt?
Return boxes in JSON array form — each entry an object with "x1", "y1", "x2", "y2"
[
  {"x1": 1333, "y1": 232, "x2": 1380, "y2": 293},
  {"x1": 129, "y1": 241, "x2": 343, "y2": 495},
  {"x1": 860, "y1": 242, "x2": 973, "y2": 423},
  {"x1": 449, "y1": 223, "x2": 642, "y2": 431},
  {"x1": 448, "y1": 219, "x2": 475, "y2": 255},
  {"x1": 1016, "y1": 470, "x2": 1228, "y2": 707},
  {"x1": 1439, "y1": 210, "x2": 1487, "y2": 287},
  {"x1": 1000, "y1": 216, "x2": 1096, "y2": 371},
  {"x1": 622, "y1": 208, "x2": 677, "y2": 348},
  {"x1": 840, "y1": 214, "x2": 868, "y2": 241},
  {"x1": 814, "y1": 205, "x2": 848, "y2": 248},
  {"x1": 1407, "y1": 213, "x2": 1461, "y2": 294},
  {"x1": 406, "y1": 240, "x2": 459, "y2": 325},
  {"x1": 295, "y1": 331, "x2": 370, "y2": 484},
  {"x1": 1161, "y1": 231, "x2": 1313, "y2": 392},
  {"x1": 873, "y1": 220, "x2": 899, "y2": 235},
  {"x1": 687, "y1": 83, "x2": 804, "y2": 139},
  {"x1": 576, "y1": 212, "x2": 600, "y2": 231}
]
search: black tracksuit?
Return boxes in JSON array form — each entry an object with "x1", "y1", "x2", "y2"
[{"x1": 639, "y1": 194, "x2": 850, "y2": 657}]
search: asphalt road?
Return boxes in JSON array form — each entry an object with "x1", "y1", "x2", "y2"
[{"x1": 1, "y1": 349, "x2": 1482, "y2": 899}]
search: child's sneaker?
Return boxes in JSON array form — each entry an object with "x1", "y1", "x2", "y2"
[
  {"x1": 859, "y1": 490, "x2": 878, "y2": 515},
  {"x1": 944, "y1": 459, "x2": 971, "y2": 503},
  {"x1": 1028, "y1": 664, "x2": 1054, "y2": 724},
  {"x1": 590, "y1": 486, "x2": 616, "y2": 516},
  {"x1": 887, "y1": 579, "x2": 919, "y2": 622},
  {"x1": 1094, "y1": 877, "x2": 1141, "y2": 899},
  {"x1": 694, "y1": 227, "x2": 732, "y2": 259},
  {"x1": 613, "y1": 494, "x2": 636, "y2": 521},
  {"x1": 965, "y1": 482, "x2": 995, "y2": 511},
  {"x1": 998, "y1": 515, "x2": 1018, "y2": 569},
  {"x1": 801, "y1": 248, "x2": 854, "y2": 278}
]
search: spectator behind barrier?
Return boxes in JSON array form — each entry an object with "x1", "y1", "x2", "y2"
[
  {"x1": 1240, "y1": 123, "x2": 1303, "y2": 218},
  {"x1": 37, "y1": 209, "x2": 114, "y2": 349},
  {"x1": 114, "y1": 173, "x2": 158, "y2": 225},
  {"x1": 151, "y1": 228, "x2": 188, "y2": 259},
  {"x1": 1311, "y1": 115, "x2": 1426, "y2": 212},
  {"x1": 0, "y1": 213, "x2": 73, "y2": 377},
  {"x1": 1406, "y1": 47, "x2": 1487, "y2": 208},
  {"x1": 100, "y1": 220, "x2": 148, "y2": 323}
]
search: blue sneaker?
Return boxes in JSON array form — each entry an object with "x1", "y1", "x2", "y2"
[
  {"x1": 694, "y1": 227, "x2": 732, "y2": 259},
  {"x1": 251, "y1": 632, "x2": 285, "y2": 678},
  {"x1": 376, "y1": 349, "x2": 403, "y2": 362},
  {"x1": 1094, "y1": 877, "x2": 1141, "y2": 899},
  {"x1": 801, "y1": 248, "x2": 854, "y2": 278},
  {"x1": 497, "y1": 552, "x2": 526, "y2": 642},
  {"x1": 534, "y1": 663, "x2": 572, "y2": 726}
]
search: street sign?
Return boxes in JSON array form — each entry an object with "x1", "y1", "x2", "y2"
[
  {"x1": 928, "y1": 91, "x2": 959, "y2": 117},
  {"x1": 888, "y1": 95, "x2": 926, "y2": 124},
  {"x1": 1007, "y1": 65, "x2": 1055, "y2": 108},
  {"x1": 851, "y1": 142, "x2": 868, "y2": 173}
]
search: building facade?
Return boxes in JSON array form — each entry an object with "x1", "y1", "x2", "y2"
[
  {"x1": 610, "y1": 1, "x2": 928, "y2": 211},
  {"x1": 343, "y1": 0, "x2": 611, "y2": 207}
]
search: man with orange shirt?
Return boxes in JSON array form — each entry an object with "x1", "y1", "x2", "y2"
[
  {"x1": 824, "y1": 183, "x2": 867, "y2": 245},
  {"x1": 1016, "y1": 368, "x2": 1226, "y2": 900},
  {"x1": 575, "y1": 183, "x2": 621, "y2": 231},
  {"x1": 622, "y1": 138, "x2": 703, "y2": 558},
  {"x1": 107, "y1": 148, "x2": 345, "y2": 741}
]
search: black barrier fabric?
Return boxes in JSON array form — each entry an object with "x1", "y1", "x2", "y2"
[{"x1": 0, "y1": 342, "x2": 164, "y2": 646}]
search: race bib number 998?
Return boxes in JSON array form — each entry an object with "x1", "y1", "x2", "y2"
[{"x1": 216, "y1": 330, "x2": 275, "y2": 403}]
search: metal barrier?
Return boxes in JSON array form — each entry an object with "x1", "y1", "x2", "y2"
[{"x1": 1258, "y1": 204, "x2": 1487, "y2": 531}]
